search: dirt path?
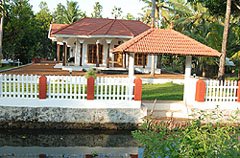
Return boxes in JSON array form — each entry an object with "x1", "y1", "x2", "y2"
[{"x1": 1, "y1": 63, "x2": 184, "y2": 79}]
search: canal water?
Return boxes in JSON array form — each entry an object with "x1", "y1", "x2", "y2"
[{"x1": 0, "y1": 129, "x2": 143, "y2": 158}]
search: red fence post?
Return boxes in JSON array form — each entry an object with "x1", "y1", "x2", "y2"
[
  {"x1": 237, "y1": 80, "x2": 240, "y2": 102},
  {"x1": 87, "y1": 77, "x2": 95, "y2": 100},
  {"x1": 39, "y1": 76, "x2": 47, "y2": 99},
  {"x1": 134, "y1": 78, "x2": 142, "y2": 101},
  {"x1": 195, "y1": 79, "x2": 206, "y2": 102}
]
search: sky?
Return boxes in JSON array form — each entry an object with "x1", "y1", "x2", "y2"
[{"x1": 29, "y1": 0, "x2": 146, "y2": 19}]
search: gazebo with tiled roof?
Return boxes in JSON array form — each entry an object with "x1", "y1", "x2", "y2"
[{"x1": 113, "y1": 28, "x2": 221, "y2": 78}]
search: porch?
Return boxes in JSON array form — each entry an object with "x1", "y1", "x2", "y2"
[{"x1": 53, "y1": 38, "x2": 161, "y2": 74}]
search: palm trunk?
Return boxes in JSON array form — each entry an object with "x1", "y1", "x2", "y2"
[
  {"x1": 150, "y1": 0, "x2": 156, "y2": 76},
  {"x1": 0, "y1": 0, "x2": 4, "y2": 67},
  {"x1": 218, "y1": 0, "x2": 231, "y2": 80}
]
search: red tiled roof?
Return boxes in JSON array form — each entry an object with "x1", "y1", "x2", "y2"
[
  {"x1": 113, "y1": 28, "x2": 221, "y2": 57},
  {"x1": 53, "y1": 18, "x2": 150, "y2": 37},
  {"x1": 49, "y1": 24, "x2": 69, "y2": 38}
]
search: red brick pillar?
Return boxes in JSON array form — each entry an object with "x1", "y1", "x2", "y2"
[
  {"x1": 134, "y1": 78, "x2": 142, "y2": 101},
  {"x1": 237, "y1": 80, "x2": 240, "y2": 102},
  {"x1": 39, "y1": 76, "x2": 47, "y2": 99},
  {"x1": 195, "y1": 79, "x2": 206, "y2": 102},
  {"x1": 87, "y1": 77, "x2": 95, "y2": 100}
]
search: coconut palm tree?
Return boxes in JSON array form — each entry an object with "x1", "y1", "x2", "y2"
[
  {"x1": 218, "y1": 0, "x2": 232, "y2": 79},
  {"x1": 63, "y1": 0, "x2": 85, "y2": 24},
  {"x1": 53, "y1": 0, "x2": 86, "y2": 24}
]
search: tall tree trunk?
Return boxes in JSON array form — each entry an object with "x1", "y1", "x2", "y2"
[
  {"x1": 150, "y1": 0, "x2": 156, "y2": 76},
  {"x1": 218, "y1": 0, "x2": 231, "y2": 80},
  {"x1": 0, "y1": 0, "x2": 4, "y2": 67}
]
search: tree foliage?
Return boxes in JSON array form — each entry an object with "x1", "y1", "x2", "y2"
[
  {"x1": 53, "y1": 0, "x2": 86, "y2": 24},
  {"x1": 3, "y1": 0, "x2": 37, "y2": 63},
  {"x1": 91, "y1": 2, "x2": 103, "y2": 18},
  {"x1": 34, "y1": 1, "x2": 53, "y2": 59},
  {"x1": 188, "y1": 0, "x2": 240, "y2": 16}
]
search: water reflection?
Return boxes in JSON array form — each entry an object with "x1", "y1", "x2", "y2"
[{"x1": 0, "y1": 129, "x2": 141, "y2": 158}]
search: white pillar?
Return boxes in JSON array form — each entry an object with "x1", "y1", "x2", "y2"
[
  {"x1": 185, "y1": 56, "x2": 192, "y2": 79},
  {"x1": 74, "y1": 41, "x2": 78, "y2": 66},
  {"x1": 128, "y1": 53, "x2": 135, "y2": 78},
  {"x1": 106, "y1": 39, "x2": 112, "y2": 68},
  {"x1": 78, "y1": 39, "x2": 84, "y2": 66},
  {"x1": 150, "y1": 54, "x2": 155, "y2": 76},
  {"x1": 184, "y1": 56, "x2": 192, "y2": 104}
]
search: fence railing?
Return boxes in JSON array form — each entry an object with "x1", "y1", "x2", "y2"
[
  {"x1": 47, "y1": 75, "x2": 87, "y2": 100},
  {"x1": 0, "y1": 74, "x2": 39, "y2": 98},
  {"x1": 205, "y1": 80, "x2": 238, "y2": 102},
  {"x1": 95, "y1": 77, "x2": 134, "y2": 100},
  {"x1": 0, "y1": 74, "x2": 140, "y2": 101}
]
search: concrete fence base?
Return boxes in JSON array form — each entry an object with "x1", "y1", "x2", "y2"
[{"x1": 0, "y1": 106, "x2": 147, "y2": 130}]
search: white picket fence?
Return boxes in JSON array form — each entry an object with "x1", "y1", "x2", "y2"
[
  {"x1": 0, "y1": 74, "x2": 39, "y2": 98},
  {"x1": 0, "y1": 74, "x2": 135, "y2": 101},
  {"x1": 47, "y1": 75, "x2": 87, "y2": 100},
  {"x1": 205, "y1": 80, "x2": 238, "y2": 102},
  {"x1": 95, "y1": 77, "x2": 134, "y2": 100}
]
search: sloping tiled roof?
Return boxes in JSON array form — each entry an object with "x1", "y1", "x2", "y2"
[
  {"x1": 53, "y1": 18, "x2": 150, "y2": 37},
  {"x1": 113, "y1": 28, "x2": 221, "y2": 57},
  {"x1": 49, "y1": 24, "x2": 69, "y2": 38}
]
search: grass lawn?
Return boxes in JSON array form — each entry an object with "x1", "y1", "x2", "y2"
[
  {"x1": 142, "y1": 82, "x2": 184, "y2": 100},
  {"x1": 0, "y1": 65, "x2": 16, "y2": 71}
]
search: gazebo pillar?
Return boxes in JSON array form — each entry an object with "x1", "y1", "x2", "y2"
[
  {"x1": 184, "y1": 56, "x2": 192, "y2": 103},
  {"x1": 150, "y1": 54, "x2": 155, "y2": 76},
  {"x1": 184, "y1": 56, "x2": 192, "y2": 79},
  {"x1": 128, "y1": 53, "x2": 135, "y2": 78}
]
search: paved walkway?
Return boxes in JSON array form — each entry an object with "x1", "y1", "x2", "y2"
[
  {"x1": 142, "y1": 100, "x2": 192, "y2": 119},
  {"x1": 1, "y1": 63, "x2": 184, "y2": 79}
]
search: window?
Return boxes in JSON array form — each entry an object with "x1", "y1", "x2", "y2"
[
  {"x1": 134, "y1": 53, "x2": 148, "y2": 66},
  {"x1": 87, "y1": 44, "x2": 103, "y2": 64}
]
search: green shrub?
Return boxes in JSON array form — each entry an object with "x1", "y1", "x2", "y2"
[
  {"x1": 85, "y1": 68, "x2": 97, "y2": 79},
  {"x1": 132, "y1": 109, "x2": 240, "y2": 158}
]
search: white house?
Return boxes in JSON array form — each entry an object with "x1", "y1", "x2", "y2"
[{"x1": 48, "y1": 17, "x2": 160, "y2": 73}]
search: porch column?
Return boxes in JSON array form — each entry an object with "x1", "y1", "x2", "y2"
[
  {"x1": 79, "y1": 40, "x2": 84, "y2": 66},
  {"x1": 64, "y1": 44, "x2": 67, "y2": 66},
  {"x1": 74, "y1": 41, "x2": 78, "y2": 66},
  {"x1": 62, "y1": 42, "x2": 66, "y2": 66},
  {"x1": 56, "y1": 43, "x2": 60, "y2": 63},
  {"x1": 128, "y1": 53, "x2": 135, "y2": 78},
  {"x1": 150, "y1": 54, "x2": 155, "y2": 76},
  {"x1": 96, "y1": 40, "x2": 100, "y2": 67},
  {"x1": 106, "y1": 39, "x2": 112, "y2": 68},
  {"x1": 184, "y1": 56, "x2": 192, "y2": 104}
]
